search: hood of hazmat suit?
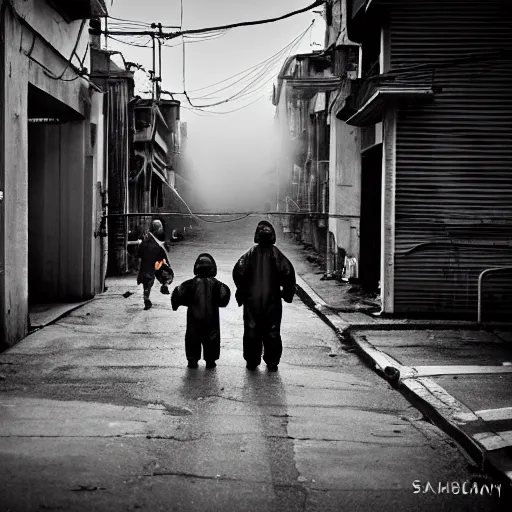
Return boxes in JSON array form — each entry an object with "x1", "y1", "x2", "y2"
[
  {"x1": 254, "y1": 220, "x2": 276, "y2": 247},
  {"x1": 193, "y1": 253, "x2": 218, "y2": 278}
]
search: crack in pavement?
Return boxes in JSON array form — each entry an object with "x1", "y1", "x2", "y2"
[
  {"x1": 145, "y1": 434, "x2": 203, "y2": 441},
  {"x1": 287, "y1": 383, "x2": 374, "y2": 391},
  {"x1": 0, "y1": 433, "x2": 201, "y2": 440},
  {"x1": 142, "y1": 470, "x2": 376, "y2": 497},
  {"x1": 144, "y1": 470, "x2": 312, "y2": 495},
  {"x1": 266, "y1": 434, "x2": 427, "y2": 447}
]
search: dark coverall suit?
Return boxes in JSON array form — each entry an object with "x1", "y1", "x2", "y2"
[
  {"x1": 171, "y1": 253, "x2": 231, "y2": 367},
  {"x1": 137, "y1": 220, "x2": 167, "y2": 310},
  {"x1": 232, "y1": 221, "x2": 296, "y2": 370}
]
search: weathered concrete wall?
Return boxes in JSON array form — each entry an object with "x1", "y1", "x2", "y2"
[
  {"x1": 1, "y1": 5, "x2": 29, "y2": 346},
  {"x1": 328, "y1": 111, "x2": 361, "y2": 271},
  {"x1": 1, "y1": 0, "x2": 98, "y2": 346},
  {"x1": 12, "y1": 0, "x2": 89, "y2": 70}
]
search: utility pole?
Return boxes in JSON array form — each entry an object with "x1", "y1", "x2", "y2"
[
  {"x1": 148, "y1": 23, "x2": 164, "y2": 102},
  {"x1": 151, "y1": 33, "x2": 156, "y2": 101}
]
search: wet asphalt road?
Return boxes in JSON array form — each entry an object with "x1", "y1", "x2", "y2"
[{"x1": 0, "y1": 217, "x2": 507, "y2": 511}]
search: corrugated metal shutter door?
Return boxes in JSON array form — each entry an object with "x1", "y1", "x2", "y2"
[{"x1": 391, "y1": 0, "x2": 512, "y2": 317}]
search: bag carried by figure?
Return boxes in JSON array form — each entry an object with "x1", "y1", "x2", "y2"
[
  {"x1": 155, "y1": 258, "x2": 174, "y2": 286},
  {"x1": 149, "y1": 232, "x2": 175, "y2": 287}
]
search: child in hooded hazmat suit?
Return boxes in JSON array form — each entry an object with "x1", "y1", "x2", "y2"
[
  {"x1": 171, "y1": 253, "x2": 231, "y2": 368},
  {"x1": 232, "y1": 221, "x2": 296, "y2": 372},
  {"x1": 137, "y1": 219, "x2": 172, "y2": 310}
]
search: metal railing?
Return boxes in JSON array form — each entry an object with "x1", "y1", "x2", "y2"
[{"x1": 477, "y1": 266, "x2": 512, "y2": 324}]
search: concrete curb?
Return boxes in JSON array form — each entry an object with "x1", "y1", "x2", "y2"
[
  {"x1": 294, "y1": 276, "x2": 351, "y2": 340},
  {"x1": 294, "y1": 275, "x2": 512, "y2": 490},
  {"x1": 348, "y1": 322, "x2": 483, "y2": 331}
]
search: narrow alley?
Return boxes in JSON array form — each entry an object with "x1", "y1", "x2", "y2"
[
  {"x1": 2, "y1": 1, "x2": 512, "y2": 509},
  {"x1": 0, "y1": 219, "x2": 507, "y2": 511}
]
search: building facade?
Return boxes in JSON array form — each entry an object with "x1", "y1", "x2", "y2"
[
  {"x1": 1, "y1": 0, "x2": 108, "y2": 347},
  {"x1": 326, "y1": 0, "x2": 512, "y2": 317},
  {"x1": 273, "y1": 51, "x2": 339, "y2": 256},
  {"x1": 323, "y1": 0, "x2": 363, "y2": 281},
  {"x1": 91, "y1": 36, "x2": 187, "y2": 275},
  {"x1": 90, "y1": 43, "x2": 134, "y2": 276},
  {"x1": 130, "y1": 98, "x2": 187, "y2": 243}
]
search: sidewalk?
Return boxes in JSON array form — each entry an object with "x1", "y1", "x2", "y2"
[{"x1": 280, "y1": 233, "x2": 512, "y2": 490}]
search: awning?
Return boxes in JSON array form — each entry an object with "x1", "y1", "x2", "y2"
[
  {"x1": 287, "y1": 77, "x2": 343, "y2": 93},
  {"x1": 346, "y1": 86, "x2": 436, "y2": 126}
]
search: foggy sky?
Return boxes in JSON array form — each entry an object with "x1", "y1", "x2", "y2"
[{"x1": 108, "y1": 0, "x2": 325, "y2": 211}]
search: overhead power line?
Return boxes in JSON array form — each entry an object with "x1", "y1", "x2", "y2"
[
  {"x1": 174, "y1": 0, "x2": 323, "y2": 37},
  {"x1": 107, "y1": 35, "x2": 153, "y2": 48},
  {"x1": 183, "y1": 22, "x2": 312, "y2": 109},
  {"x1": 186, "y1": 22, "x2": 313, "y2": 99},
  {"x1": 99, "y1": 1, "x2": 325, "y2": 39},
  {"x1": 103, "y1": 2, "x2": 321, "y2": 114}
]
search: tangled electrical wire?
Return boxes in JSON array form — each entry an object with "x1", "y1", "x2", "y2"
[
  {"x1": 104, "y1": 0, "x2": 320, "y2": 115},
  {"x1": 106, "y1": 19, "x2": 314, "y2": 115},
  {"x1": 179, "y1": 22, "x2": 315, "y2": 114}
]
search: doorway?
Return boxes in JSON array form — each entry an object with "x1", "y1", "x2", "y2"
[
  {"x1": 28, "y1": 121, "x2": 61, "y2": 304},
  {"x1": 359, "y1": 144, "x2": 382, "y2": 292},
  {"x1": 27, "y1": 84, "x2": 82, "y2": 304}
]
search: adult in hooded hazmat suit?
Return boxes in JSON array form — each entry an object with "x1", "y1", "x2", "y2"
[
  {"x1": 137, "y1": 219, "x2": 169, "y2": 310},
  {"x1": 171, "y1": 253, "x2": 231, "y2": 368},
  {"x1": 232, "y1": 221, "x2": 296, "y2": 371}
]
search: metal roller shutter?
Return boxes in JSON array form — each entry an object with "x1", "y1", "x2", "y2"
[{"x1": 389, "y1": 0, "x2": 512, "y2": 317}]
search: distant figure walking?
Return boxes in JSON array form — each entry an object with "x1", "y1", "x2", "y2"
[
  {"x1": 171, "y1": 253, "x2": 231, "y2": 369},
  {"x1": 232, "y1": 221, "x2": 296, "y2": 372},
  {"x1": 137, "y1": 219, "x2": 173, "y2": 310}
]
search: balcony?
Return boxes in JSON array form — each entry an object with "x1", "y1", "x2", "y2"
[
  {"x1": 50, "y1": 0, "x2": 108, "y2": 21},
  {"x1": 337, "y1": 67, "x2": 439, "y2": 127}
]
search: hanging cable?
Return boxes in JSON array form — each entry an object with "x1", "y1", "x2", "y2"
[
  {"x1": 184, "y1": 22, "x2": 312, "y2": 108},
  {"x1": 48, "y1": 19, "x2": 87, "y2": 80},
  {"x1": 229, "y1": 28, "x2": 306, "y2": 102},
  {"x1": 183, "y1": 32, "x2": 229, "y2": 44},
  {"x1": 173, "y1": 0, "x2": 324, "y2": 38},
  {"x1": 100, "y1": 1, "x2": 324, "y2": 39},
  {"x1": 184, "y1": 40, "x2": 305, "y2": 106},
  {"x1": 186, "y1": 23, "x2": 312, "y2": 95},
  {"x1": 158, "y1": 177, "x2": 252, "y2": 223},
  {"x1": 199, "y1": 93, "x2": 268, "y2": 114},
  {"x1": 187, "y1": 24, "x2": 311, "y2": 102},
  {"x1": 107, "y1": 15, "x2": 152, "y2": 26},
  {"x1": 107, "y1": 35, "x2": 153, "y2": 48}
]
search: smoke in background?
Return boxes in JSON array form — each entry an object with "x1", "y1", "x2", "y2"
[{"x1": 181, "y1": 100, "x2": 278, "y2": 213}]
